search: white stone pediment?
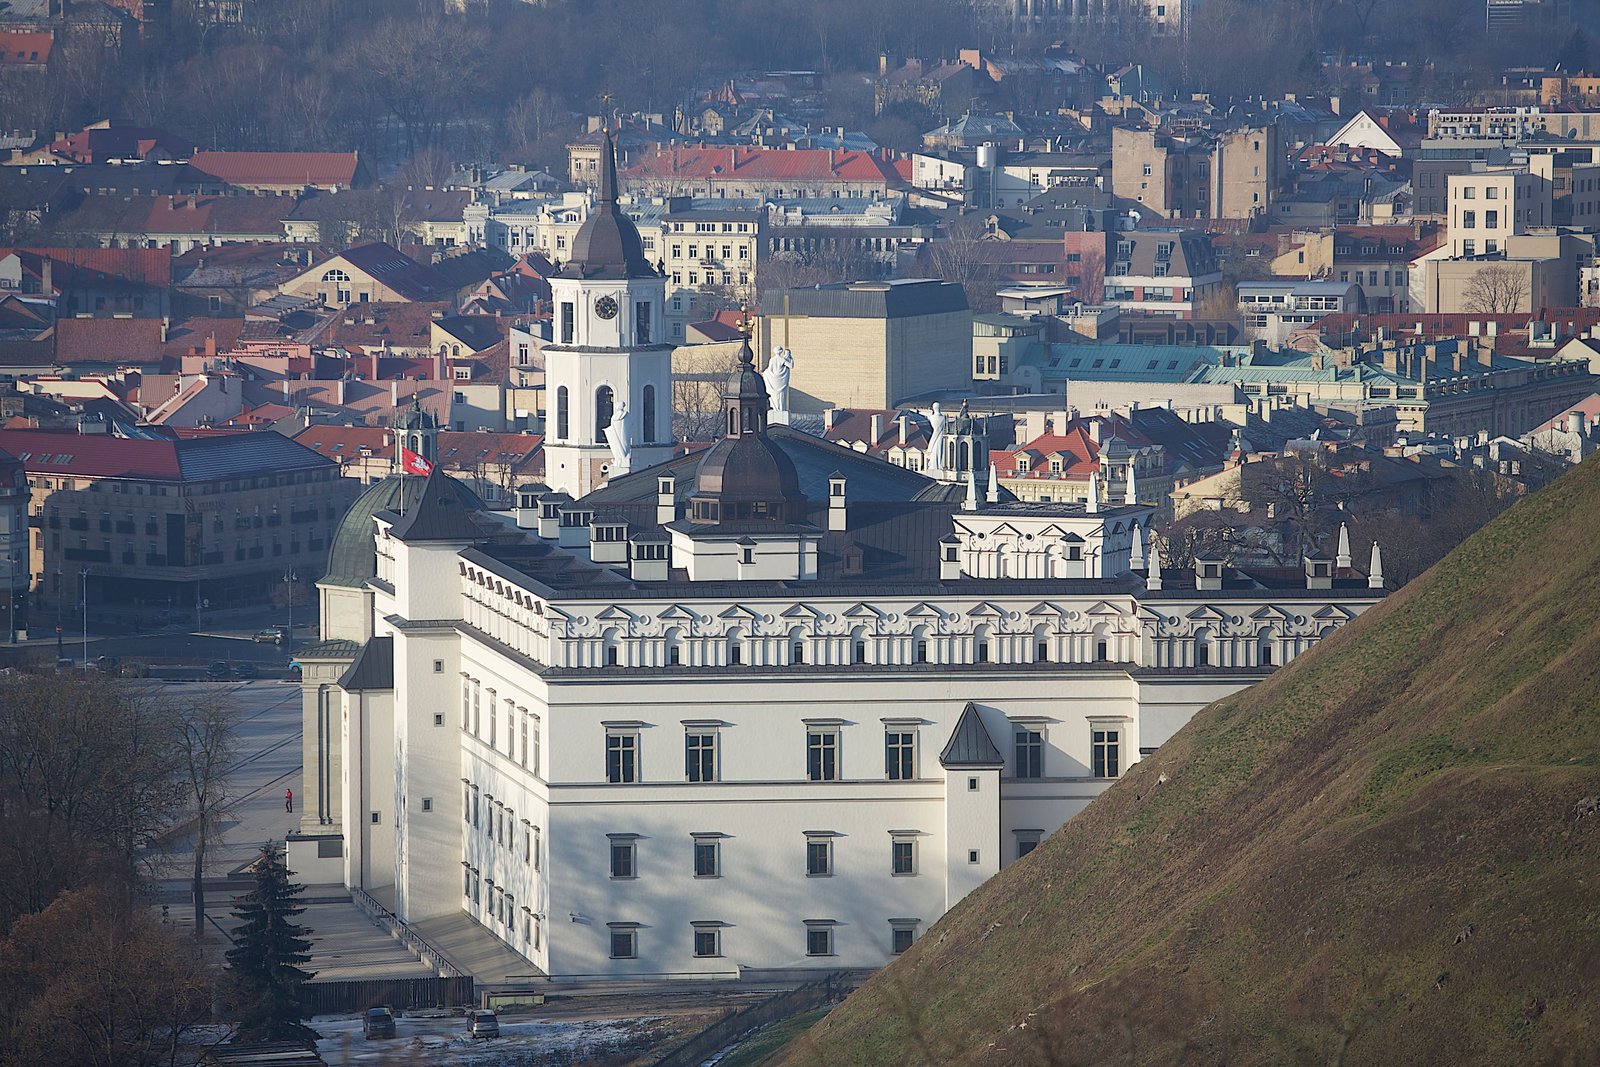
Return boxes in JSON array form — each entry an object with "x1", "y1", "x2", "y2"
[
  {"x1": 1250, "y1": 605, "x2": 1291, "y2": 620},
  {"x1": 904, "y1": 602, "x2": 945, "y2": 618},
  {"x1": 595, "y1": 604, "x2": 636, "y2": 621},
  {"x1": 965, "y1": 601, "x2": 1009, "y2": 618},
  {"x1": 843, "y1": 603, "x2": 885, "y2": 619},
  {"x1": 781, "y1": 604, "x2": 826, "y2": 619},
  {"x1": 719, "y1": 604, "x2": 763, "y2": 620},
  {"x1": 1313, "y1": 605, "x2": 1355, "y2": 620},
  {"x1": 1085, "y1": 601, "x2": 1125, "y2": 616},
  {"x1": 657, "y1": 605, "x2": 699, "y2": 621},
  {"x1": 1026, "y1": 601, "x2": 1066, "y2": 616}
]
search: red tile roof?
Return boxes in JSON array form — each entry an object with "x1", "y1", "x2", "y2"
[
  {"x1": 0, "y1": 429, "x2": 181, "y2": 479},
  {"x1": 188, "y1": 151, "x2": 361, "y2": 188},
  {"x1": 41, "y1": 122, "x2": 192, "y2": 163},
  {"x1": 56, "y1": 195, "x2": 291, "y2": 239},
  {"x1": 625, "y1": 146, "x2": 904, "y2": 185},
  {"x1": 0, "y1": 31, "x2": 53, "y2": 66},
  {"x1": 5, "y1": 246, "x2": 171, "y2": 289},
  {"x1": 54, "y1": 317, "x2": 167, "y2": 365},
  {"x1": 294, "y1": 425, "x2": 543, "y2": 476}
]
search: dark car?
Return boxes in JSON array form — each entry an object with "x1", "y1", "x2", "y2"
[
  {"x1": 205, "y1": 660, "x2": 230, "y2": 679},
  {"x1": 363, "y1": 1006, "x2": 396, "y2": 1040},
  {"x1": 467, "y1": 1009, "x2": 499, "y2": 1039},
  {"x1": 233, "y1": 662, "x2": 258, "y2": 680}
]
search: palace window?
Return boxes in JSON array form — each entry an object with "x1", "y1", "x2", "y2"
[
  {"x1": 805, "y1": 924, "x2": 834, "y2": 956},
  {"x1": 891, "y1": 924, "x2": 916, "y2": 954},
  {"x1": 685, "y1": 732, "x2": 717, "y2": 783},
  {"x1": 693, "y1": 837, "x2": 720, "y2": 877},
  {"x1": 1015, "y1": 728, "x2": 1043, "y2": 779},
  {"x1": 608, "y1": 835, "x2": 637, "y2": 879},
  {"x1": 805, "y1": 836, "x2": 832, "y2": 876},
  {"x1": 885, "y1": 731, "x2": 915, "y2": 780},
  {"x1": 606, "y1": 731, "x2": 639, "y2": 784},
  {"x1": 694, "y1": 925, "x2": 722, "y2": 957},
  {"x1": 1092, "y1": 727, "x2": 1121, "y2": 778},
  {"x1": 806, "y1": 730, "x2": 839, "y2": 782},
  {"x1": 891, "y1": 837, "x2": 916, "y2": 875},
  {"x1": 609, "y1": 925, "x2": 638, "y2": 959}
]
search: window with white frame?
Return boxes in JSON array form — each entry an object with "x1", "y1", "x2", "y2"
[
  {"x1": 1015, "y1": 727, "x2": 1044, "y2": 778},
  {"x1": 685, "y1": 731, "x2": 717, "y2": 783},
  {"x1": 606, "y1": 730, "x2": 639, "y2": 783},
  {"x1": 890, "y1": 921, "x2": 917, "y2": 954},
  {"x1": 805, "y1": 922, "x2": 835, "y2": 956},
  {"x1": 1092, "y1": 725, "x2": 1122, "y2": 778},
  {"x1": 692, "y1": 835, "x2": 720, "y2": 877},
  {"x1": 891, "y1": 835, "x2": 916, "y2": 875},
  {"x1": 608, "y1": 924, "x2": 638, "y2": 958},
  {"x1": 608, "y1": 834, "x2": 638, "y2": 879},
  {"x1": 805, "y1": 834, "x2": 833, "y2": 876},
  {"x1": 884, "y1": 730, "x2": 915, "y2": 780},
  {"x1": 806, "y1": 728, "x2": 839, "y2": 782}
]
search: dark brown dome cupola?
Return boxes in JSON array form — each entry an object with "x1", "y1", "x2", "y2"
[
  {"x1": 688, "y1": 340, "x2": 807, "y2": 526},
  {"x1": 560, "y1": 130, "x2": 658, "y2": 281}
]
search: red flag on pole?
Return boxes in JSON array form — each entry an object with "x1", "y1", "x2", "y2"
[{"x1": 400, "y1": 446, "x2": 434, "y2": 476}]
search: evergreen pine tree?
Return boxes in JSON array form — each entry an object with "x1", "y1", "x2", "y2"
[{"x1": 225, "y1": 842, "x2": 320, "y2": 1046}]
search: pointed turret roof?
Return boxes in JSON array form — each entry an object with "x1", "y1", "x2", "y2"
[
  {"x1": 939, "y1": 702, "x2": 1005, "y2": 768},
  {"x1": 560, "y1": 130, "x2": 657, "y2": 281},
  {"x1": 387, "y1": 467, "x2": 483, "y2": 542}
]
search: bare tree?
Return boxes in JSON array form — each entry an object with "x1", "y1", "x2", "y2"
[
  {"x1": 174, "y1": 694, "x2": 238, "y2": 942},
  {"x1": 673, "y1": 342, "x2": 743, "y2": 441},
  {"x1": 918, "y1": 216, "x2": 1005, "y2": 313},
  {"x1": 1461, "y1": 264, "x2": 1529, "y2": 314}
]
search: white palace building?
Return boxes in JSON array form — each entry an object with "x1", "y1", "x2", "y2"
[{"x1": 287, "y1": 135, "x2": 1386, "y2": 981}]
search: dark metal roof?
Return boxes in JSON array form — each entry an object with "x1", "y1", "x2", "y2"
[
  {"x1": 324, "y1": 473, "x2": 488, "y2": 587},
  {"x1": 759, "y1": 279, "x2": 968, "y2": 319},
  {"x1": 939, "y1": 702, "x2": 1005, "y2": 767},
  {"x1": 336, "y1": 636, "x2": 393, "y2": 691},
  {"x1": 386, "y1": 467, "x2": 487, "y2": 542},
  {"x1": 559, "y1": 131, "x2": 658, "y2": 281}
]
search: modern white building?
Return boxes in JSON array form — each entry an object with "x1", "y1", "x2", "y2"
[{"x1": 287, "y1": 137, "x2": 1386, "y2": 982}]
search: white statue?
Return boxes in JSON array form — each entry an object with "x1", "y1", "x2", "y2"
[
  {"x1": 926, "y1": 402, "x2": 949, "y2": 477},
  {"x1": 604, "y1": 398, "x2": 632, "y2": 474},
  {"x1": 763, "y1": 346, "x2": 793, "y2": 423}
]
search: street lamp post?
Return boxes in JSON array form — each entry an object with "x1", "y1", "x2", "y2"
[
  {"x1": 282, "y1": 568, "x2": 298, "y2": 654},
  {"x1": 80, "y1": 567, "x2": 88, "y2": 666}
]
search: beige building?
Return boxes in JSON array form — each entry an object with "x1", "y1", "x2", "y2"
[
  {"x1": 1112, "y1": 125, "x2": 1281, "y2": 221},
  {"x1": 1422, "y1": 238, "x2": 1580, "y2": 315},
  {"x1": 0, "y1": 429, "x2": 356, "y2": 616},
  {"x1": 758, "y1": 280, "x2": 972, "y2": 412},
  {"x1": 280, "y1": 243, "x2": 455, "y2": 308},
  {"x1": 1445, "y1": 167, "x2": 1552, "y2": 257}
]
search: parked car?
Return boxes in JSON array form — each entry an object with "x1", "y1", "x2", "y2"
[
  {"x1": 253, "y1": 627, "x2": 287, "y2": 644},
  {"x1": 205, "y1": 660, "x2": 230, "y2": 679},
  {"x1": 466, "y1": 1009, "x2": 499, "y2": 1040},
  {"x1": 234, "y1": 662, "x2": 258, "y2": 679},
  {"x1": 363, "y1": 1006, "x2": 396, "y2": 1040}
]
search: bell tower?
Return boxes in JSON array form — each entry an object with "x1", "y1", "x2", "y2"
[{"x1": 544, "y1": 131, "x2": 674, "y2": 498}]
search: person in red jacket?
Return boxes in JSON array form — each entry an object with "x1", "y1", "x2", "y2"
[{"x1": 285, "y1": 788, "x2": 293, "y2": 813}]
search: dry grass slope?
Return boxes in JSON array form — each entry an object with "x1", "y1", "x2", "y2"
[{"x1": 783, "y1": 455, "x2": 1600, "y2": 1067}]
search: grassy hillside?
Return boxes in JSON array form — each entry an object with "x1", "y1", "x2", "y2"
[{"x1": 785, "y1": 456, "x2": 1600, "y2": 1067}]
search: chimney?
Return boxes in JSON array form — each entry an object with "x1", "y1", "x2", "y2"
[
  {"x1": 824, "y1": 407, "x2": 840, "y2": 432},
  {"x1": 656, "y1": 475, "x2": 676, "y2": 525},
  {"x1": 1304, "y1": 555, "x2": 1333, "y2": 590},
  {"x1": 1569, "y1": 411, "x2": 1585, "y2": 435},
  {"x1": 897, "y1": 413, "x2": 908, "y2": 445},
  {"x1": 869, "y1": 413, "x2": 882, "y2": 444},
  {"x1": 39, "y1": 255, "x2": 52, "y2": 298},
  {"x1": 390, "y1": 380, "x2": 399, "y2": 407},
  {"x1": 828, "y1": 473, "x2": 847, "y2": 531},
  {"x1": 205, "y1": 334, "x2": 216, "y2": 357}
]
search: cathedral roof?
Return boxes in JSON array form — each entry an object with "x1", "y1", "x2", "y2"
[
  {"x1": 324, "y1": 472, "x2": 490, "y2": 588},
  {"x1": 560, "y1": 130, "x2": 658, "y2": 281}
]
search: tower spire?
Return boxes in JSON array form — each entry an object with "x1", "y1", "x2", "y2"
[{"x1": 598, "y1": 128, "x2": 621, "y2": 209}]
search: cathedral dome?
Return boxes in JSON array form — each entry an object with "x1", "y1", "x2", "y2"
[
  {"x1": 688, "y1": 340, "x2": 806, "y2": 525},
  {"x1": 324, "y1": 474, "x2": 488, "y2": 589},
  {"x1": 560, "y1": 130, "x2": 657, "y2": 281}
]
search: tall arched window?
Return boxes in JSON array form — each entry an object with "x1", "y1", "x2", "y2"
[
  {"x1": 321, "y1": 267, "x2": 351, "y2": 304},
  {"x1": 642, "y1": 384, "x2": 656, "y2": 443},
  {"x1": 595, "y1": 385, "x2": 614, "y2": 444},
  {"x1": 555, "y1": 386, "x2": 569, "y2": 440},
  {"x1": 320, "y1": 269, "x2": 350, "y2": 282},
  {"x1": 850, "y1": 625, "x2": 868, "y2": 664}
]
